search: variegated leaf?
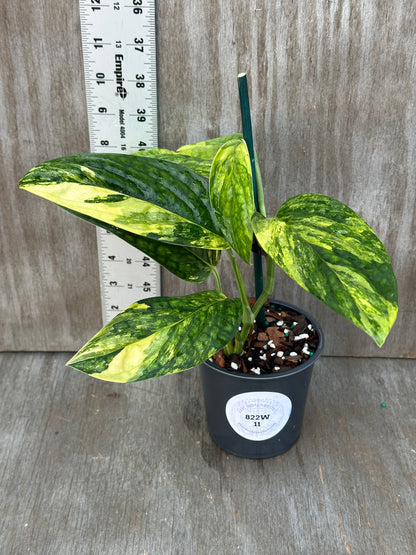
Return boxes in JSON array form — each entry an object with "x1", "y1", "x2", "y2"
[
  {"x1": 134, "y1": 133, "x2": 244, "y2": 178},
  {"x1": 19, "y1": 154, "x2": 230, "y2": 250},
  {"x1": 177, "y1": 133, "x2": 243, "y2": 160},
  {"x1": 67, "y1": 291, "x2": 242, "y2": 382},
  {"x1": 134, "y1": 148, "x2": 212, "y2": 178},
  {"x1": 252, "y1": 194, "x2": 398, "y2": 346},
  {"x1": 64, "y1": 209, "x2": 221, "y2": 282},
  {"x1": 209, "y1": 139, "x2": 255, "y2": 263},
  {"x1": 109, "y1": 230, "x2": 221, "y2": 283}
]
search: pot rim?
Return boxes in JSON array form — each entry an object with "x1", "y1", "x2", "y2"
[{"x1": 204, "y1": 299, "x2": 325, "y2": 381}]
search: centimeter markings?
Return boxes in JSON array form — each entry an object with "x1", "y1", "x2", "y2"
[{"x1": 79, "y1": 0, "x2": 160, "y2": 325}]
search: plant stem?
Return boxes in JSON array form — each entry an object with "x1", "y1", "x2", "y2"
[
  {"x1": 252, "y1": 254, "x2": 275, "y2": 319},
  {"x1": 212, "y1": 267, "x2": 222, "y2": 293},
  {"x1": 252, "y1": 151, "x2": 271, "y2": 322},
  {"x1": 224, "y1": 249, "x2": 254, "y2": 355},
  {"x1": 254, "y1": 150, "x2": 266, "y2": 217}
]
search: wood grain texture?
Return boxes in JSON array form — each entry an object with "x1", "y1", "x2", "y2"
[
  {"x1": 0, "y1": 352, "x2": 415, "y2": 553},
  {"x1": 0, "y1": 1, "x2": 101, "y2": 350},
  {"x1": 1, "y1": 1, "x2": 415, "y2": 355}
]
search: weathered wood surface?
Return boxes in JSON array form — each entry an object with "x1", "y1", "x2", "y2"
[
  {"x1": 1, "y1": 1, "x2": 415, "y2": 355},
  {"x1": 0, "y1": 352, "x2": 415, "y2": 554}
]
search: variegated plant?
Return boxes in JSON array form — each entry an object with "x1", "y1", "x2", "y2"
[{"x1": 20, "y1": 132, "x2": 398, "y2": 383}]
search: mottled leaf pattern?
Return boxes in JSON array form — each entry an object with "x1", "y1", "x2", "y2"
[
  {"x1": 134, "y1": 149, "x2": 212, "y2": 178},
  {"x1": 134, "y1": 134, "x2": 244, "y2": 178},
  {"x1": 252, "y1": 194, "x2": 398, "y2": 346},
  {"x1": 64, "y1": 208, "x2": 221, "y2": 282},
  {"x1": 109, "y1": 231, "x2": 221, "y2": 283},
  {"x1": 209, "y1": 139, "x2": 255, "y2": 263},
  {"x1": 177, "y1": 134, "x2": 243, "y2": 160},
  {"x1": 19, "y1": 154, "x2": 230, "y2": 250},
  {"x1": 67, "y1": 291, "x2": 242, "y2": 383}
]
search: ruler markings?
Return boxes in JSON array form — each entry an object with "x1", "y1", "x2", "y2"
[{"x1": 79, "y1": 0, "x2": 160, "y2": 325}]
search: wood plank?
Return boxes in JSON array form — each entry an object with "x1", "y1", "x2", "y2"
[
  {"x1": 0, "y1": 1, "x2": 101, "y2": 350},
  {"x1": 1, "y1": 1, "x2": 414, "y2": 355},
  {"x1": 1, "y1": 352, "x2": 415, "y2": 553}
]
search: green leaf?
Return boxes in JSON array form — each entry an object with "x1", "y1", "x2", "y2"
[
  {"x1": 107, "y1": 228, "x2": 221, "y2": 283},
  {"x1": 209, "y1": 139, "x2": 255, "y2": 263},
  {"x1": 19, "y1": 153, "x2": 230, "y2": 250},
  {"x1": 67, "y1": 291, "x2": 242, "y2": 383},
  {"x1": 64, "y1": 208, "x2": 221, "y2": 282},
  {"x1": 177, "y1": 133, "x2": 243, "y2": 160},
  {"x1": 134, "y1": 148, "x2": 212, "y2": 178},
  {"x1": 134, "y1": 134, "x2": 245, "y2": 179},
  {"x1": 252, "y1": 194, "x2": 398, "y2": 346}
]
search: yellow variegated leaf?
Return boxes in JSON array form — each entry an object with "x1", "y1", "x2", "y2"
[
  {"x1": 209, "y1": 139, "x2": 255, "y2": 263},
  {"x1": 19, "y1": 154, "x2": 230, "y2": 250},
  {"x1": 134, "y1": 148, "x2": 212, "y2": 178},
  {"x1": 68, "y1": 291, "x2": 242, "y2": 382},
  {"x1": 252, "y1": 194, "x2": 398, "y2": 346},
  {"x1": 63, "y1": 210, "x2": 221, "y2": 283},
  {"x1": 134, "y1": 134, "x2": 244, "y2": 178},
  {"x1": 177, "y1": 133, "x2": 243, "y2": 160}
]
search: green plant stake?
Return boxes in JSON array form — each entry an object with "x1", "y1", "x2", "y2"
[
  {"x1": 19, "y1": 78, "x2": 398, "y2": 383},
  {"x1": 237, "y1": 73, "x2": 266, "y2": 327}
]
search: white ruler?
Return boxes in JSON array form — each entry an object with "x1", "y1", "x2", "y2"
[{"x1": 79, "y1": 0, "x2": 160, "y2": 324}]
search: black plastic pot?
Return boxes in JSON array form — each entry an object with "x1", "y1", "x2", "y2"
[{"x1": 200, "y1": 300, "x2": 324, "y2": 459}]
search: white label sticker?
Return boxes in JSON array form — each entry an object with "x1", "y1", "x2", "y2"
[{"x1": 225, "y1": 391, "x2": 292, "y2": 441}]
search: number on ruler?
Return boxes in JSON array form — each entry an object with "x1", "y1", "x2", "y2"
[
  {"x1": 133, "y1": 0, "x2": 143, "y2": 15},
  {"x1": 135, "y1": 37, "x2": 144, "y2": 52},
  {"x1": 135, "y1": 74, "x2": 145, "y2": 88},
  {"x1": 137, "y1": 108, "x2": 146, "y2": 122},
  {"x1": 96, "y1": 72, "x2": 105, "y2": 85}
]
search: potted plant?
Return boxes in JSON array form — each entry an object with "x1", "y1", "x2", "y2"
[{"x1": 19, "y1": 75, "x2": 398, "y2": 458}]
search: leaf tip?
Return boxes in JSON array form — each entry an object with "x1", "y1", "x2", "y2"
[{"x1": 66, "y1": 351, "x2": 83, "y2": 369}]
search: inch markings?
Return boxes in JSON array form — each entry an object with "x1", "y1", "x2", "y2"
[{"x1": 79, "y1": 0, "x2": 160, "y2": 325}]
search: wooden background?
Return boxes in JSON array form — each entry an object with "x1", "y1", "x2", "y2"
[
  {"x1": 1, "y1": 352, "x2": 415, "y2": 553},
  {"x1": 1, "y1": 1, "x2": 415, "y2": 356}
]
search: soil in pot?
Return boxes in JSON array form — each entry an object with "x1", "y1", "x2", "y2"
[{"x1": 211, "y1": 299, "x2": 320, "y2": 375}]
